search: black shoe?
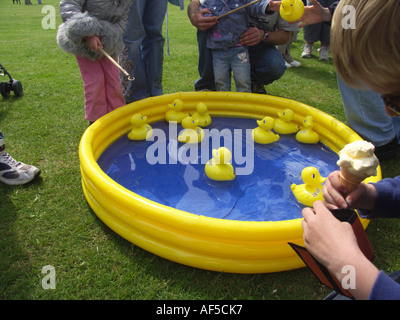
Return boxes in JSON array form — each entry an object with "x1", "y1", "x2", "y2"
[
  {"x1": 251, "y1": 82, "x2": 267, "y2": 94},
  {"x1": 195, "y1": 86, "x2": 216, "y2": 92},
  {"x1": 374, "y1": 137, "x2": 398, "y2": 161}
]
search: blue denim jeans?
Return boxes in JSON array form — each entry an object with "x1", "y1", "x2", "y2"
[
  {"x1": 304, "y1": 0, "x2": 336, "y2": 44},
  {"x1": 195, "y1": 30, "x2": 215, "y2": 91},
  {"x1": 212, "y1": 46, "x2": 251, "y2": 92},
  {"x1": 121, "y1": 0, "x2": 168, "y2": 103},
  {"x1": 0, "y1": 131, "x2": 4, "y2": 149},
  {"x1": 337, "y1": 76, "x2": 400, "y2": 146},
  {"x1": 195, "y1": 30, "x2": 286, "y2": 90},
  {"x1": 247, "y1": 42, "x2": 286, "y2": 85}
]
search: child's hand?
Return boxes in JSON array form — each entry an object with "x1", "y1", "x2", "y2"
[
  {"x1": 323, "y1": 170, "x2": 377, "y2": 211},
  {"x1": 302, "y1": 200, "x2": 380, "y2": 300},
  {"x1": 268, "y1": 1, "x2": 281, "y2": 12},
  {"x1": 85, "y1": 36, "x2": 103, "y2": 52},
  {"x1": 302, "y1": 201, "x2": 360, "y2": 276}
]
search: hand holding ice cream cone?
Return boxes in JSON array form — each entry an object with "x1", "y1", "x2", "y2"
[{"x1": 337, "y1": 141, "x2": 379, "y2": 193}]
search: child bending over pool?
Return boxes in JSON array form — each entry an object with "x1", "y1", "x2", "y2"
[{"x1": 300, "y1": 0, "x2": 400, "y2": 300}]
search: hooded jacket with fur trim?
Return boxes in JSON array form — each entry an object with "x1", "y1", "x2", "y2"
[{"x1": 57, "y1": 0, "x2": 134, "y2": 60}]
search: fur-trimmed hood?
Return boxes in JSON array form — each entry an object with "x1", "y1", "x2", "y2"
[{"x1": 57, "y1": 0, "x2": 134, "y2": 60}]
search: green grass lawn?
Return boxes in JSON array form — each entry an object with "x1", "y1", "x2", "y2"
[{"x1": 1, "y1": 0, "x2": 399, "y2": 301}]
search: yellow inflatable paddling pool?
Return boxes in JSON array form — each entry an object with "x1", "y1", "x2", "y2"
[{"x1": 79, "y1": 91, "x2": 381, "y2": 274}]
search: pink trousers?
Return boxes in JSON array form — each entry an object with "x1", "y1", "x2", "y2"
[{"x1": 76, "y1": 55, "x2": 126, "y2": 122}]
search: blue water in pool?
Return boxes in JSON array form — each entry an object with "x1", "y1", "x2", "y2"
[{"x1": 97, "y1": 117, "x2": 339, "y2": 222}]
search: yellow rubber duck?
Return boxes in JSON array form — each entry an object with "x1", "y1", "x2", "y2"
[
  {"x1": 165, "y1": 99, "x2": 189, "y2": 123},
  {"x1": 252, "y1": 116, "x2": 280, "y2": 144},
  {"x1": 205, "y1": 147, "x2": 236, "y2": 181},
  {"x1": 127, "y1": 113, "x2": 153, "y2": 140},
  {"x1": 291, "y1": 167, "x2": 326, "y2": 207},
  {"x1": 178, "y1": 116, "x2": 204, "y2": 144},
  {"x1": 280, "y1": 0, "x2": 305, "y2": 22},
  {"x1": 296, "y1": 115, "x2": 320, "y2": 144},
  {"x1": 273, "y1": 109, "x2": 299, "y2": 134},
  {"x1": 192, "y1": 102, "x2": 212, "y2": 127}
]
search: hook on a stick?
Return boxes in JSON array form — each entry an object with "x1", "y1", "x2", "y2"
[{"x1": 99, "y1": 48, "x2": 135, "y2": 81}]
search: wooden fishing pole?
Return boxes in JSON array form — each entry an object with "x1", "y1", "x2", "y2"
[
  {"x1": 99, "y1": 48, "x2": 135, "y2": 81},
  {"x1": 217, "y1": 0, "x2": 263, "y2": 20}
]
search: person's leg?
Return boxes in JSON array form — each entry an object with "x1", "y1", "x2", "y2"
[
  {"x1": 76, "y1": 55, "x2": 107, "y2": 122},
  {"x1": 120, "y1": 0, "x2": 148, "y2": 103},
  {"x1": 141, "y1": 0, "x2": 168, "y2": 97},
  {"x1": 302, "y1": 1, "x2": 319, "y2": 58},
  {"x1": 101, "y1": 57, "x2": 126, "y2": 113},
  {"x1": 212, "y1": 49, "x2": 232, "y2": 91},
  {"x1": 195, "y1": 29, "x2": 216, "y2": 91},
  {"x1": 248, "y1": 43, "x2": 286, "y2": 89},
  {"x1": 337, "y1": 76, "x2": 399, "y2": 160},
  {"x1": 277, "y1": 31, "x2": 301, "y2": 67},
  {"x1": 318, "y1": 6, "x2": 331, "y2": 61},
  {"x1": 230, "y1": 47, "x2": 251, "y2": 92}
]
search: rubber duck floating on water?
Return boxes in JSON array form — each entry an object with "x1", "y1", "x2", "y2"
[
  {"x1": 273, "y1": 109, "x2": 299, "y2": 134},
  {"x1": 192, "y1": 102, "x2": 212, "y2": 127},
  {"x1": 252, "y1": 116, "x2": 280, "y2": 144},
  {"x1": 291, "y1": 167, "x2": 326, "y2": 207},
  {"x1": 178, "y1": 116, "x2": 205, "y2": 144},
  {"x1": 280, "y1": 0, "x2": 305, "y2": 22},
  {"x1": 296, "y1": 115, "x2": 320, "y2": 144},
  {"x1": 128, "y1": 113, "x2": 153, "y2": 140},
  {"x1": 166, "y1": 99, "x2": 189, "y2": 123},
  {"x1": 205, "y1": 147, "x2": 236, "y2": 181}
]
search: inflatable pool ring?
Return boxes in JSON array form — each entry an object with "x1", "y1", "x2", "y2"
[{"x1": 79, "y1": 91, "x2": 381, "y2": 274}]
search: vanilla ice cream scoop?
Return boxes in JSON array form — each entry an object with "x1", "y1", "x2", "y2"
[
  {"x1": 337, "y1": 141, "x2": 379, "y2": 176},
  {"x1": 337, "y1": 141, "x2": 379, "y2": 192}
]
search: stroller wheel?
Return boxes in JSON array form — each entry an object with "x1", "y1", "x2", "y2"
[
  {"x1": 12, "y1": 80, "x2": 23, "y2": 97},
  {"x1": 0, "y1": 81, "x2": 10, "y2": 98}
]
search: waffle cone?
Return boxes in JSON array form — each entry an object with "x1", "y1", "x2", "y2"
[{"x1": 339, "y1": 167, "x2": 365, "y2": 193}]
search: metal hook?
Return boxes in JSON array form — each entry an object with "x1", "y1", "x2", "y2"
[{"x1": 99, "y1": 48, "x2": 135, "y2": 81}]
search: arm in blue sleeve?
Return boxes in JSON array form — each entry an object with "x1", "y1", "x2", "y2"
[
  {"x1": 247, "y1": 0, "x2": 270, "y2": 16},
  {"x1": 369, "y1": 271, "x2": 400, "y2": 300},
  {"x1": 359, "y1": 176, "x2": 400, "y2": 219}
]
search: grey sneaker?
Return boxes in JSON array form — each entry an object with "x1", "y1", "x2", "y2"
[
  {"x1": 319, "y1": 46, "x2": 330, "y2": 61},
  {"x1": 301, "y1": 43, "x2": 313, "y2": 58},
  {"x1": 0, "y1": 151, "x2": 40, "y2": 185}
]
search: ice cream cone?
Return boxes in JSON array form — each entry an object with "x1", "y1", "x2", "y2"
[
  {"x1": 337, "y1": 141, "x2": 379, "y2": 193},
  {"x1": 339, "y1": 166, "x2": 365, "y2": 193}
]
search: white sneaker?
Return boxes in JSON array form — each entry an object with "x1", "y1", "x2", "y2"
[
  {"x1": 289, "y1": 59, "x2": 302, "y2": 67},
  {"x1": 285, "y1": 61, "x2": 292, "y2": 69},
  {"x1": 301, "y1": 43, "x2": 313, "y2": 58},
  {"x1": 319, "y1": 46, "x2": 330, "y2": 61},
  {"x1": 0, "y1": 151, "x2": 40, "y2": 185}
]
